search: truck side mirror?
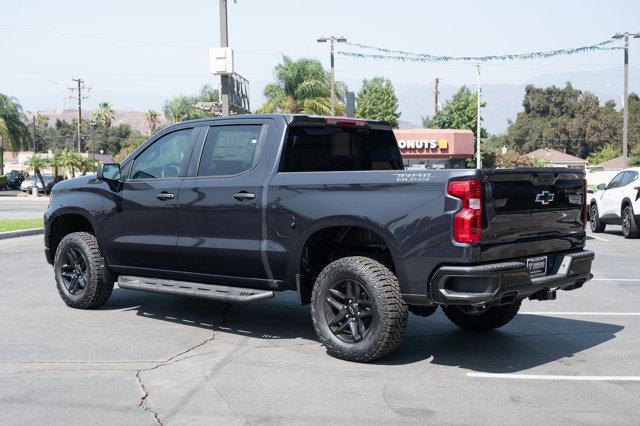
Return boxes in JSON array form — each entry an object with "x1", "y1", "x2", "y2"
[
  {"x1": 597, "y1": 183, "x2": 606, "y2": 191},
  {"x1": 98, "y1": 163, "x2": 122, "y2": 182}
]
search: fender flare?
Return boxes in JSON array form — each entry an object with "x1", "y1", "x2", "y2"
[{"x1": 289, "y1": 215, "x2": 408, "y2": 293}]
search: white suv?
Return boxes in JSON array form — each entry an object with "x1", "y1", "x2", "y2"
[{"x1": 589, "y1": 167, "x2": 640, "y2": 238}]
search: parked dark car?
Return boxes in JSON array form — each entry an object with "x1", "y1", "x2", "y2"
[
  {"x1": 44, "y1": 114, "x2": 593, "y2": 362},
  {"x1": 4, "y1": 170, "x2": 24, "y2": 190}
]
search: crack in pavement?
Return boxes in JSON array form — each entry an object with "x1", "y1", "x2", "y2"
[
  {"x1": 134, "y1": 303, "x2": 233, "y2": 425},
  {"x1": 135, "y1": 332, "x2": 217, "y2": 425}
]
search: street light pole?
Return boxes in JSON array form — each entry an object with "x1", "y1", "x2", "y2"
[
  {"x1": 219, "y1": 0, "x2": 230, "y2": 116},
  {"x1": 317, "y1": 36, "x2": 347, "y2": 115},
  {"x1": 475, "y1": 63, "x2": 482, "y2": 169},
  {"x1": 613, "y1": 32, "x2": 640, "y2": 168}
]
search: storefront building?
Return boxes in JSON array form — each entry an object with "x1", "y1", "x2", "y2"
[{"x1": 393, "y1": 129, "x2": 475, "y2": 169}]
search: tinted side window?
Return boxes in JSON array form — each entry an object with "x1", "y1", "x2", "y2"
[
  {"x1": 281, "y1": 126, "x2": 404, "y2": 172},
  {"x1": 607, "y1": 172, "x2": 625, "y2": 189},
  {"x1": 623, "y1": 171, "x2": 638, "y2": 186},
  {"x1": 197, "y1": 125, "x2": 264, "y2": 177},
  {"x1": 130, "y1": 128, "x2": 195, "y2": 180}
]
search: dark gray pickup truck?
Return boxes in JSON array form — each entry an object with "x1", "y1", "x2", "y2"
[{"x1": 44, "y1": 114, "x2": 593, "y2": 362}]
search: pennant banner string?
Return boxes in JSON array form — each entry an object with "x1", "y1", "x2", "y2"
[{"x1": 338, "y1": 40, "x2": 622, "y2": 63}]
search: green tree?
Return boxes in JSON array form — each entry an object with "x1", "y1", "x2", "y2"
[
  {"x1": 422, "y1": 87, "x2": 487, "y2": 138},
  {"x1": 502, "y1": 83, "x2": 627, "y2": 158},
  {"x1": 144, "y1": 109, "x2": 160, "y2": 135},
  {"x1": 256, "y1": 55, "x2": 345, "y2": 115},
  {"x1": 163, "y1": 84, "x2": 220, "y2": 123},
  {"x1": 23, "y1": 154, "x2": 49, "y2": 191},
  {"x1": 588, "y1": 145, "x2": 621, "y2": 165},
  {"x1": 355, "y1": 76, "x2": 400, "y2": 127},
  {"x1": 93, "y1": 102, "x2": 116, "y2": 128},
  {"x1": 59, "y1": 149, "x2": 83, "y2": 178},
  {"x1": 49, "y1": 150, "x2": 65, "y2": 181},
  {"x1": 0, "y1": 93, "x2": 29, "y2": 151}
]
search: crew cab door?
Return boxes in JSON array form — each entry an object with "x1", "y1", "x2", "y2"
[
  {"x1": 176, "y1": 120, "x2": 273, "y2": 287},
  {"x1": 102, "y1": 127, "x2": 198, "y2": 275},
  {"x1": 600, "y1": 171, "x2": 626, "y2": 218}
]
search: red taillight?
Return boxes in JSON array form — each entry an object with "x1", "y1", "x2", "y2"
[
  {"x1": 324, "y1": 117, "x2": 367, "y2": 127},
  {"x1": 448, "y1": 179, "x2": 482, "y2": 244},
  {"x1": 583, "y1": 179, "x2": 588, "y2": 230}
]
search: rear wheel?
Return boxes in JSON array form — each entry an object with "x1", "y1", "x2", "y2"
[
  {"x1": 442, "y1": 301, "x2": 521, "y2": 331},
  {"x1": 590, "y1": 204, "x2": 606, "y2": 233},
  {"x1": 54, "y1": 232, "x2": 113, "y2": 309},
  {"x1": 622, "y1": 205, "x2": 639, "y2": 239},
  {"x1": 311, "y1": 256, "x2": 408, "y2": 362}
]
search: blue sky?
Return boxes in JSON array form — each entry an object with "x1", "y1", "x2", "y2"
[{"x1": 1, "y1": 0, "x2": 639, "y2": 121}]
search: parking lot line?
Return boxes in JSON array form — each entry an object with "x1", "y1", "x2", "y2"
[
  {"x1": 467, "y1": 373, "x2": 640, "y2": 381},
  {"x1": 587, "y1": 234, "x2": 609, "y2": 241},
  {"x1": 522, "y1": 312, "x2": 640, "y2": 316},
  {"x1": 591, "y1": 278, "x2": 640, "y2": 282}
]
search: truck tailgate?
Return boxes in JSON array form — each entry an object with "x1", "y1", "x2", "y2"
[{"x1": 481, "y1": 168, "x2": 586, "y2": 262}]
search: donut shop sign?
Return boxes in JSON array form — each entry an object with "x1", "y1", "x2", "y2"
[
  {"x1": 392, "y1": 129, "x2": 475, "y2": 159},
  {"x1": 396, "y1": 138, "x2": 449, "y2": 150}
]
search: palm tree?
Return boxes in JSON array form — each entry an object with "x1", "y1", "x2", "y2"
[
  {"x1": 163, "y1": 95, "x2": 207, "y2": 123},
  {"x1": 79, "y1": 156, "x2": 98, "y2": 175},
  {"x1": 49, "y1": 150, "x2": 65, "y2": 181},
  {"x1": 35, "y1": 112, "x2": 50, "y2": 128},
  {"x1": 0, "y1": 93, "x2": 29, "y2": 151},
  {"x1": 256, "y1": 56, "x2": 346, "y2": 115},
  {"x1": 93, "y1": 102, "x2": 116, "y2": 128},
  {"x1": 144, "y1": 109, "x2": 160, "y2": 135},
  {"x1": 60, "y1": 149, "x2": 83, "y2": 178},
  {"x1": 23, "y1": 154, "x2": 49, "y2": 194}
]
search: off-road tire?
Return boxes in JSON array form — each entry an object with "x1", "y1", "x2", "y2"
[
  {"x1": 442, "y1": 301, "x2": 521, "y2": 332},
  {"x1": 622, "y1": 205, "x2": 639, "y2": 239},
  {"x1": 54, "y1": 232, "x2": 113, "y2": 309},
  {"x1": 311, "y1": 256, "x2": 408, "y2": 362}
]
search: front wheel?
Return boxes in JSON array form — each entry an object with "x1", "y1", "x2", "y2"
[
  {"x1": 442, "y1": 301, "x2": 521, "y2": 331},
  {"x1": 54, "y1": 232, "x2": 113, "y2": 309},
  {"x1": 622, "y1": 205, "x2": 639, "y2": 239},
  {"x1": 311, "y1": 256, "x2": 408, "y2": 362}
]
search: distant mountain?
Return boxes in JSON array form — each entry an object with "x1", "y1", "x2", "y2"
[{"x1": 37, "y1": 109, "x2": 168, "y2": 134}]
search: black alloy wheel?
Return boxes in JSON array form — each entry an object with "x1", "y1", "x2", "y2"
[
  {"x1": 60, "y1": 247, "x2": 88, "y2": 297},
  {"x1": 324, "y1": 279, "x2": 374, "y2": 343}
]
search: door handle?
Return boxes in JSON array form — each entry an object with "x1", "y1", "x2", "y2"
[
  {"x1": 156, "y1": 192, "x2": 175, "y2": 200},
  {"x1": 233, "y1": 191, "x2": 256, "y2": 201}
]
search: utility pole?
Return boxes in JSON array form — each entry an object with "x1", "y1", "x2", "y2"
[
  {"x1": 613, "y1": 32, "x2": 640, "y2": 168},
  {"x1": 70, "y1": 78, "x2": 88, "y2": 152},
  {"x1": 31, "y1": 115, "x2": 36, "y2": 152},
  {"x1": 219, "y1": 0, "x2": 230, "y2": 116},
  {"x1": 434, "y1": 77, "x2": 440, "y2": 115},
  {"x1": 475, "y1": 63, "x2": 482, "y2": 169},
  {"x1": 317, "y1": 35, "x2": 347, "y2": 115}
]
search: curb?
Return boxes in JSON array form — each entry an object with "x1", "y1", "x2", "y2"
[{"x1": 0, "y1": 228, "x2": 44, "y2": 240}]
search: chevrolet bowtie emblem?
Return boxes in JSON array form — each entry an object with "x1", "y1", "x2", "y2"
[{"x1": 535, "y1": 191, "x2": 555, "y2": 205}]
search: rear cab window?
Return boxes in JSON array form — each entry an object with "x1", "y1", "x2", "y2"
[
  {"x1": 197, "y1": 125, "x2": 265, "y2": 177},
  {"x1": 280, "y1": 123, "x2": 404, "y2": 172}
]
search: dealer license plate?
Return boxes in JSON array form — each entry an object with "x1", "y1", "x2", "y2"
[{"x1": 527, "y1": 256, "x2": 547, "y2": 278}]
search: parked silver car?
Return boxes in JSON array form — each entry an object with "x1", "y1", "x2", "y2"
[{"x1": 20, "y1": 175, "x2": 54, "y2": 194}]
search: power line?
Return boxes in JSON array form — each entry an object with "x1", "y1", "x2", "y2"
[{"x1": 68, "y1": 79, "x2": 90, "y2": 152}]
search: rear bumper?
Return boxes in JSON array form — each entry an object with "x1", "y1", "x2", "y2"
[{"x1": 430, "y1": 250, "x2": 593, "y2": 305}]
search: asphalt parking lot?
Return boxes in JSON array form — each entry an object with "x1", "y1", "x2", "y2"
[
  {"x1": 0, "y1": 193, "x2": 49, "y2": 220},
  {"x1": 1, "y1": 228, "x2": 639, "y2": 424}
]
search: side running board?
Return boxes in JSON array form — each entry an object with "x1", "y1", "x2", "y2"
[{"x1": 117, "y1": 276, "x2": 274, "y2": 303}]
